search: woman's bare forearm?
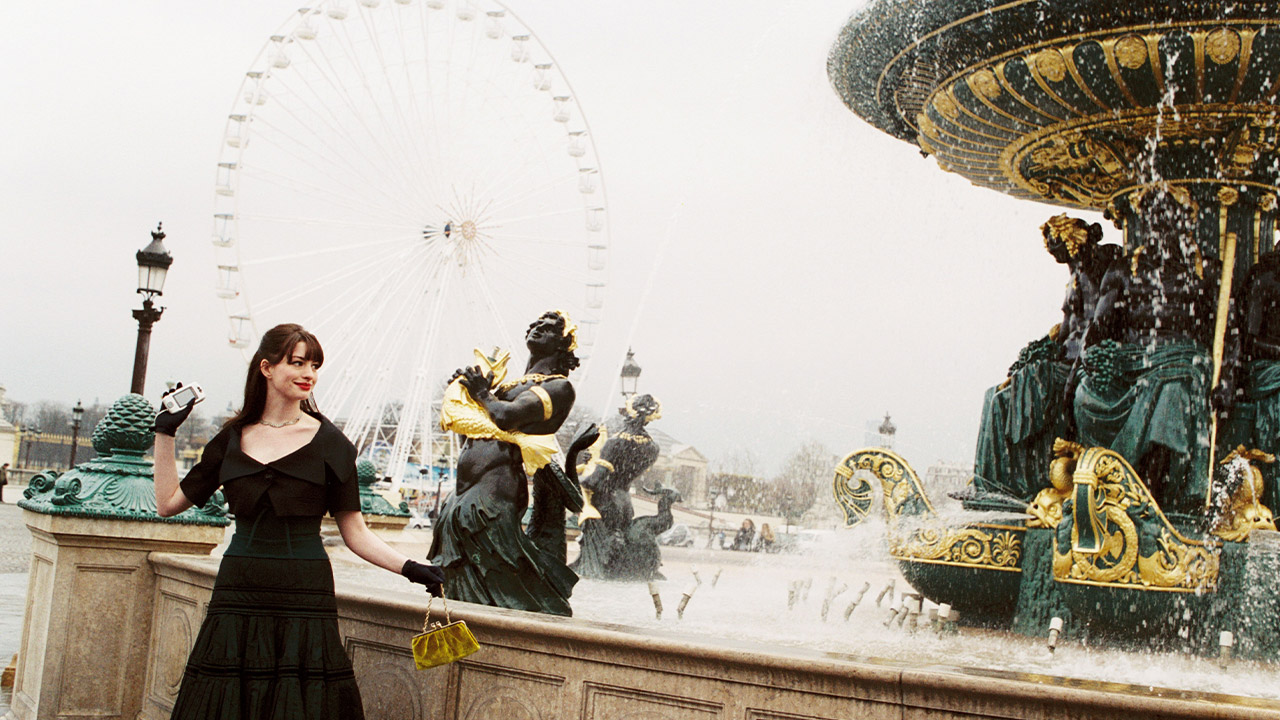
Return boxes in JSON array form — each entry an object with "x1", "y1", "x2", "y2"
[{"x1": 153, "y1": 434, "x2": 193, "y2": 517}]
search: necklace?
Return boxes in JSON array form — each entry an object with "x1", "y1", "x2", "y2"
[
  {"x1": 259, "y1": 416, "x2": 302, "y2": 428},
  {"x1": 496, "y1": 373, "x2": 567, "y2": 393}
]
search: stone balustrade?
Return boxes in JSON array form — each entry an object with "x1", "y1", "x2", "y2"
[{"x1": 128, "y1": 552, "x2": 1279, "y2": 720}]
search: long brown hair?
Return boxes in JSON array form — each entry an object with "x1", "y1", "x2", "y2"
[{"x1": 224, "y1": 323, "x2": 324, "y2": 430}]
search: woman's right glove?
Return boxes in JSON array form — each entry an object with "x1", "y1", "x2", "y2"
[
  {"x1": 401, "y1": 559, "x2": 445, "y2": 597},
  {"x1": 154, "y1": 386, "x2": 195, "y2": 436}
]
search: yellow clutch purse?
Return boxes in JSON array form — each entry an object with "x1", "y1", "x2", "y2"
[{"x1": 411, "y1": 591, "x2": 480, "y2": 670}]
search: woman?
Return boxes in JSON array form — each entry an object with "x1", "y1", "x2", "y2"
[
  {"x1": 756, "y1": 522, "x2": 776, "y2": 553},
  {"x1": 731, "y1": 518, "x2": 755, "y2": 551},
  {"x1": 153, "y1": 323, "x2": 443, "y2": 719}
]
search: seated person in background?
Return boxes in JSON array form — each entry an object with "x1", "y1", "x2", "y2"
[{"x1": 731, "y1": 518, "x2": 756, "y2": 551}]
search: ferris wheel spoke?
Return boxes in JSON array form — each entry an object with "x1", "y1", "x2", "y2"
[
  {"x1": 481, "y1": 242, "x2": 593, "y2": 283},
  {"x1": 483, "y1": 232, "x2": 588, "y2": 249},
  {"x1": 385, "y1": 7, "x2": 441, "y2": 201},
  {"x1": 333, "y1": 20, "x2": 433, "y2": 197},
  {"x1": 263, "y1": 66, "x2": 414, "y2": 195},
  {"x1": 291, "y1": 39, "x2": 421, "y2": 193},
  {"x1": 237, "y1": 211, "x2": 420, "y2": 234},
  {"x1": 469, "y1": 265, "x2": 521, "y2": 352},
  {"x1": 248, "y1": 100, "x2": 425, "y2": 220},
  {"x1": 475, "y1": 166, "x2": 581, "y2": 220},
  {"x1": 481, "y1": 206, "x2": 586, "y2": 229},
  {"x1": 251, "y1": 243, "x2": 419, "y2": 314},
  {"x1": 377, "y1": 265, "x2": 458, "y2": 478},
  {"x1": 240, "y1": 233, "x2": 415, "y2": 268},
  {"x1": 464, "y1": 115, "x2": 561, "y2": 197},
  {"x1": 356, "y1": 7, "x2": 434, "y2": 194},
  {"x1": 481, "y1": 257, "x2": 588, "y2": 312},
  {"x1": 323, "y1": 267, "x2": 436, "y2": 399},
  {"x1": 238, "y1": 160, "x2": 421, "y2": 225},
  {"x1": 324, "y1": 256, "x2": 443, "y2": 430}
]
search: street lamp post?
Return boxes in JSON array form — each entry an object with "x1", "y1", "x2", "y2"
[
  {"x1": 619, "y1": 348, "x2": 642, "y2": 406},
  {"x1": 68, "y1": 400, "x2": 85, "y2": 468},
  {"x1": 131, "y1": 223, "x2": 173, "y2": 395},
  {"x1": 433, "y1": 453, "x2": 449, "y2": 519},
  {"x1": 706, "y1": 486, "x2": 720, "y2": 548}
]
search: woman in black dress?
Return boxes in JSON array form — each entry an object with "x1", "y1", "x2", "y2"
[{"x1": 153, "y1": 323, "x2": 443, "y2": 719}]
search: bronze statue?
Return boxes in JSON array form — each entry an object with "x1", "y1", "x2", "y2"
[
  {"x1": 969, "y1": 216, "x2": 1119, "y2": 506},
  {"x1": 429, "y1": 311, "x2": 596, "y2": 616},
  {"x1": 570, "y1": 394, "x2": 667, "y2": 580},
  {"x1": 1071, "y1": 190, "x2": 1219, "y2": 514},
  {"x1": 1224, "y1": 247, "x2": 1280, "y2": 511}
]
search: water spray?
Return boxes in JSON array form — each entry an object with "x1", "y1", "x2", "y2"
[
  {"x1": 875, "y1": 579, "x2": 895, "y2": 608},
  {"x1": 820, "y1": 578, "x2": 849, "y2": 622},
  {"x1": 1047, "y1": 617, "x2": 1063, "y2": 654},
  {"x1": 676, "y1": 571, "x2": 703, "y2": 620},
  {"x1": 843, "y1": 581, "x2": 872, "y2": 621},
  {"x1": 1219, "y1": 630, "x2": 1234, "y2": 668},
  {"x1": 647, "y1": 581, "x2": 663, "y2": 620}
]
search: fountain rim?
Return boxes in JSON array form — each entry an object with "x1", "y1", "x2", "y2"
[
  {"x1": 160, "y1": 551, "x2": 1280, "y2": 713},
  {"x1": 828, "y1": 0, "x2": 1280, "y2": 142}
]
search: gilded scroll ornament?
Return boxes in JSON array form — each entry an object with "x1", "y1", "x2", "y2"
[
  {"x1": 1053, "y1": 447, "x2": 1219, "y2": 591},
  {"x1": 833, "y1": 449, "x2": 1023, "y2": 572}
]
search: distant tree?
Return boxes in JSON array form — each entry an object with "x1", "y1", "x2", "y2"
[{"x1": 766, "y1": 441, "x2": 838, "y2": 530}]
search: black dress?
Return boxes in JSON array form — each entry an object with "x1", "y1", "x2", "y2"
[{"x1": 170, "y1": 412, "x2": 365, "y2": 720}]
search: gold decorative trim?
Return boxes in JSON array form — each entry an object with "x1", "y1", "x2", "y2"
[
  {"x1": 1210, "y1": 446, "x2": 1277, "y2": 542},
  {"x1": 833, "y1": 449, "x2": 1024, "y2": 573},
  {"x1": 529, "y1": 386, "x2": 553, "y2": 421},
  {"x1": 1053, "y1": 447, "x2": 1219, "y2": 593},
  {"x1": 881, "y1": 17, "x2": 1280, "y2": 209}
]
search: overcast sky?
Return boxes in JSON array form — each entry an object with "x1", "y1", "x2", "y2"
[{"x1": 0, "y1": 0, "x2": 1114, "y2": 477}]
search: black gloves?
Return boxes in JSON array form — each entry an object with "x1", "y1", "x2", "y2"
[
  {"x1": 401, "y1": 559, "x2": 445, "y2": 597},
  {"x1": 154, "y1": 386, "x2": 195, "y2": 437}
]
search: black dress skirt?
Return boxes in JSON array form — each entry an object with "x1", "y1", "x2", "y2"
[{"x1": 171, "y1": 415, "x2": 365, "y2": 720}]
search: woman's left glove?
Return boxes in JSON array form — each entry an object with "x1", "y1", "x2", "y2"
[{"x1": 401, "y1": 559, "x2": 445, "y2": 597}]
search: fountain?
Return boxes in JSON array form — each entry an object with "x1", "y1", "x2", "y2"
[{"x1": 828, "y1": 0, "x2": 1280, "y2": 661}]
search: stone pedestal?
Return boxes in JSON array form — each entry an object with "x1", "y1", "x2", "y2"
[{"x1": 6, "y1": 513, "x2": 222, "y2": 720}]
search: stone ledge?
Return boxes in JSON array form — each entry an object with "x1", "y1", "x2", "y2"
[{"x1": 149, "y1": 553, "x2": 1280, "y2": 720}]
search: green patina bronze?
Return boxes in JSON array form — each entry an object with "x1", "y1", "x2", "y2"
[
  {"x1": 18, "y1": 394, "x2": 229, "y2": 526},
  {"x1": 830, "y1": 0, "x2": 1280, "y2": 659},
  {"x1": 355, "y1": 459, "x2": 409, "y2": 517}
]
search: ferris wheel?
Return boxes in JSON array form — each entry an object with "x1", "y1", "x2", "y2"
[{"x1": 212, "y1": 0, "x2": 610, "y2": 486}]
